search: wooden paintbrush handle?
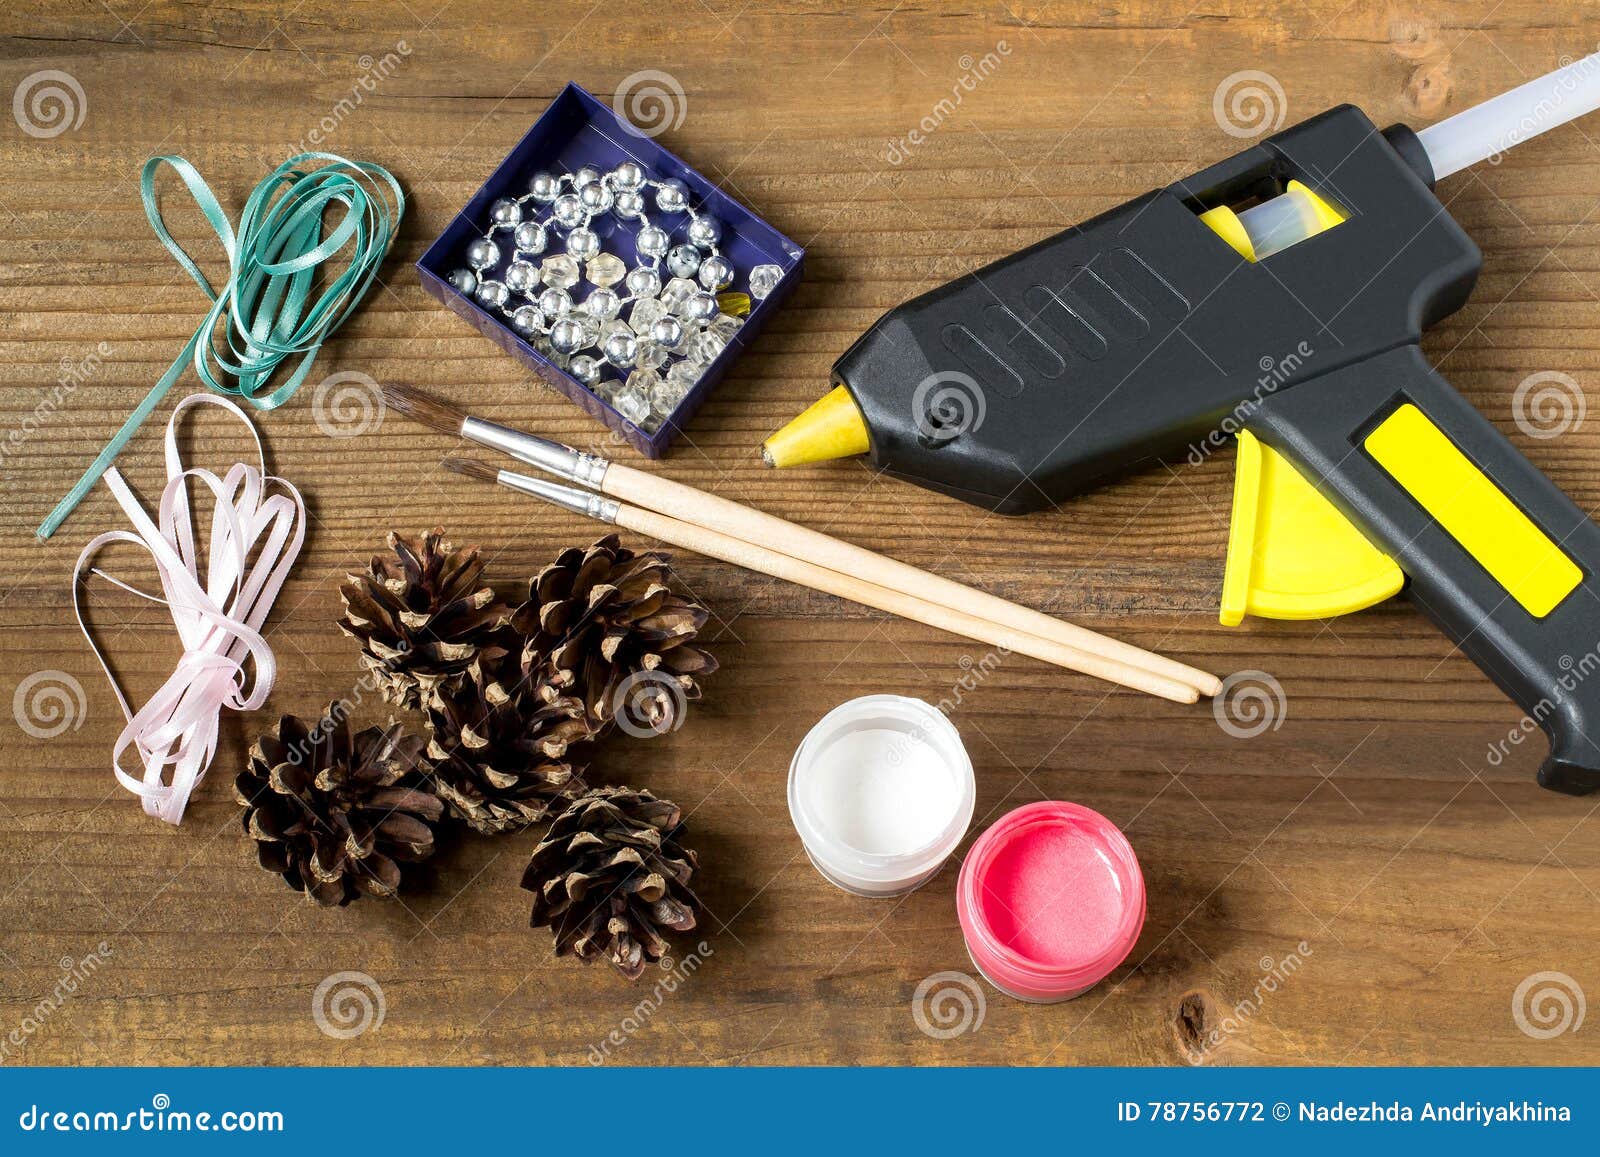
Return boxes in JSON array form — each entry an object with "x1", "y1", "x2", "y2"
[
  {"x1": 606, "y1": 463, "x2": 1218, "y2": 697},
  {"x1": 614, "y1": 503, "x2": 1198, "y2": 705}
]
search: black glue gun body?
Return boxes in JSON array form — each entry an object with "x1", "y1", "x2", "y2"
[{"x1": 833, "y1": 105, "x2": 1600, "y2": 793}]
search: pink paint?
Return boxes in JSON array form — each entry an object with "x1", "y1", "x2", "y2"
[{"x1": 957, "y1": 801, "x2": 1145, "y2": 1003}]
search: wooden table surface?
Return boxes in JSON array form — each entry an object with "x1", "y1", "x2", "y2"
[{"x1": 3, "y1": 0, "x2": 1600, "y2": 1067}]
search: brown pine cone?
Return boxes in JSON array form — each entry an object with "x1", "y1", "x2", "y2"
[
  {"x1": 521, "y1": 787, "x2": 701, "y2": 979},
  {"x1": 511, "y1": 535, "x2": 717, "y2": 735},
  {"x1": 338, "y1": 528, "x2": 510, "y2": 711},
  {"x1": 424, "y1": 653, "x2": 593, "y2": 835},
  {"x1": 236, "y1": 708, "x2": 443, "y2": 907}
]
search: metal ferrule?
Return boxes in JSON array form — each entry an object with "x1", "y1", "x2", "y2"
[
  {"x1": 461, "y1": 416, "x2": 612, "y2": 489},
  {"x1": 496, "y1": 469, "x2": 621, "y2": 523}
]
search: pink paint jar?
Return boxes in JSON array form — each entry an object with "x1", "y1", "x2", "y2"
[{"x1": 956, "y1": 801, "x2": 1145, "y2": 1003}]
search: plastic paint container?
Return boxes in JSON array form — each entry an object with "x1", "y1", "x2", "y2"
[
  {"x1": 788, "y1": 696, "x2": 976, "y2": 897},
  {"x1": 957, "y1": 801, "x2": 1145, "y2": 1003}
]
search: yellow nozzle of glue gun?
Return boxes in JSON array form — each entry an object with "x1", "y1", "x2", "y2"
[{"x1": 762, "y1": 385, "x2": 870, "y2": 468}]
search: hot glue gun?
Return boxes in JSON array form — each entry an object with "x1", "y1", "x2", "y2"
[{"x1": 764, "y1": 54, "x2": 1600, "y2": 795}]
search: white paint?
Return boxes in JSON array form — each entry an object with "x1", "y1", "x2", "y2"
[{"x1": 804, "y1": 727, "x2": 960, "y2": 855}]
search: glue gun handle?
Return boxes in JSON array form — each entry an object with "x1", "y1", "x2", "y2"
[{"x1": 1251, "y1": 345, "x2": 1600, "y2": 794}]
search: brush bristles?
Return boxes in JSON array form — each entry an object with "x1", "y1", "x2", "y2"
[
  {"x1": 440, "y1": 456, "x2": 501, "y2": 484},
  {"x1": 383, "y1": 382, "x2": 468, "y2": 436}
]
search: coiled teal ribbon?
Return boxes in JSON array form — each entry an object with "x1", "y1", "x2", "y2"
[{"x1": 38, "y1": 152, "x2": 404, "y2": 539}]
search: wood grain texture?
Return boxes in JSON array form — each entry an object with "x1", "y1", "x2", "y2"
[{"x1": 3, "y1": 0, "x2": 1600, "y2": 1067}]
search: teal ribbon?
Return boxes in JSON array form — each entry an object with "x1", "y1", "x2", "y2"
[{"x1": 38, "y1": 152, "x2": 404, "y2": 540}]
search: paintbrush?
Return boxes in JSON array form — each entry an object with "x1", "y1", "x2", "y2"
[
  {"x1": 384, "y1": 382, "x2": 1221, "y2": 699},
  {"x1": 440, "y1": 456, "x2": 1200, "y2": 704}
]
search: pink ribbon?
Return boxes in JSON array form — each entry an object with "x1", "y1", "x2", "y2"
[{"x1": 72, "y1": 393, "x2": 306, "y2": 824}]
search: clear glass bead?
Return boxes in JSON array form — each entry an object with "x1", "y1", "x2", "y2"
[
  {"x1": 666, "y1": 359, "x2": 700, "y2": 389},
  {"x1": 708, "y1": 313, "x2": 743, "y2": 342},
  {"x1": 629, "y1": 297, "x2": 669, "y2": 335},
  {"x1": 614, "y1": 380, "x2": 652, "y2": 425},
  {"x1": 748, "y1": 263, "x2": 784, "y2": 300},
  {"x1": 687, "y1": 330, "x2": 726, "y2": 365},
  {"x1": 585, "y1": 252, "x2": 626, "y2": 288},
  {"x1": 651, "y1": 375, "x2": 690, "y2": 417},
  {"x1": 660, "y1": 276, "x2": 698, "y2": 311},
  {"x1": 540, "y1": 254, "x2": 580, "y2": 289},
  {"x1": 634, "y1": 340, "x2": 668, "y2": 371}
]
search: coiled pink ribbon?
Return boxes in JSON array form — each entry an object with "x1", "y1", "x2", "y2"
[{"x1": 72, "y1": 393, "x2": 306, "y2": 825}]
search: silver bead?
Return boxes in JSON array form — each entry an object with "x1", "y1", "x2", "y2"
[
  {"x1": 655, "y1": 179, "x2": 689, "y2": 214},
  {"x1": 475, "y1": 279, "x2": 508, "y2": 308},
  {"x1": 448, "y1": 268, "x2": 477, "y2": 294},
  {"x1": 666, "y1": 244, "x2": 702, "y2": 279},
  {"x1": 551, "y1": 193, "x2": 585, "y2": 230},
  {"x1": 566, "y1": 227, "x2": 600, "y2": 260},
  {"x1": 504, "y1": 260, "x2": 540, "y2": 293},
  {"x1": 549, "y1": 317, "x2": 586, "y2": 355},
  {"x1": 650, "y1": 315, "x2": 685, "y2": 350},
  {"x1": 489, "y1": 198, "x2": 523, "y2": 229},
  {"x1": 613, "y1": 189, "x2": 646, "y2": 220},
  {"x1": 687, "y1": 215, "x2": 722, "y2": 250},
  {"x1": 625, "y1": 266, "x2": 662, "y2": 298},
  {"x1": 697, "y1": 254, "x2": 735, "y2": 290},
  {"x1": 573, "y1": 166, "x2": 602, "y2": 191},
  {"x1": 603, "y1": 330, "x2": 638, "y2": 369},
  {"x1": 579, "y1": 181, "x2": 613, "y2": 215},
  {"x1": 465, "y1": 237, "x2": 500, "y2": 270},
  {"x1": 584, "y1": 287, "x2": 622, "y2": 321},
  {"x1": 569, "y1": 354, "x2": 601, "y2": 386},
  {"x1": 514, "y1": 221, "x2": 548, "y2": 254},
  {"x1": 636, "y1": 226, "x2": 670, "y2": 259},
  {"x1": 538, "y1": 287, "x2": 572, "y2": 317},
  {"x1": 682, "y1": 290, "x2": 719, "y2": 322},
  {"x1": 528, "y1": 171, "x2": 562, "y2": 202},
  {"x1": 612, "y1": 161, "x2": 646, "y2": 191},
  {"x1": 509, "y1": 304, "x2": 543, "y2": 335}
]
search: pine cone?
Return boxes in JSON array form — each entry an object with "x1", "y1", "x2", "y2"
[
  {"x1": 511, "y1": 535, "x2": 717, "y2": 734},
  {"x1": 424, "y1": 653, "x2": 593, "y2": 834},
  {"x1": 521, "y1": 787, "x2": 701, "y2": 979},
  {"x1": 339, "y1": 528, "x2": 510, "y2": 711},
  {"x1": 236, "y1": 708, "x2": 444, "y2": 907}
]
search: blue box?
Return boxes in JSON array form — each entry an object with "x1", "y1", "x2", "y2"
[{"x1": 417, "y1": 82, "x2": 804, "y2": 457}]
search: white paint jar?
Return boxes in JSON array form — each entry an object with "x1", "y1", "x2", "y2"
[{"x1": 788, "y1": 695, "x2": 976, "y2": 897}]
